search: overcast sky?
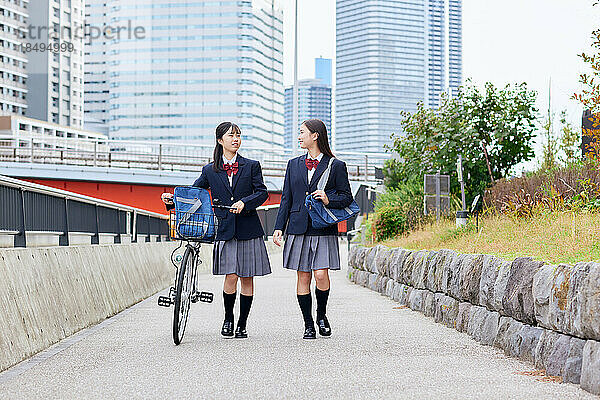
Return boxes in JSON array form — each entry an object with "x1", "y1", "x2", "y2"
[{"x1": 281, "y1": 0, "x2": 598, "y2": 151}]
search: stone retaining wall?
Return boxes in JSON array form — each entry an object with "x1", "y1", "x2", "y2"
[{"x1": 347, "y1": 245, "x2": 600, "y2": 396}]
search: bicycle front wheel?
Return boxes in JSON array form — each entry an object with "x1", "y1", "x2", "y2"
[{"x1": 173, "y1": 246, "x2": 195, "y2": 345}]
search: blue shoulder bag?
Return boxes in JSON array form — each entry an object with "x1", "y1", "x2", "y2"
[{"x1": 304, "y1": 158, "x2": 360, "y2": 229}]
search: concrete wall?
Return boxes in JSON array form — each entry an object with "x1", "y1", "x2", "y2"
[
  {"x1": 0, "y1": 242, "x2": 186, "y2": 372},
  {"x1": 348, "y1": 244, "x2": 600, "y2": 396}
]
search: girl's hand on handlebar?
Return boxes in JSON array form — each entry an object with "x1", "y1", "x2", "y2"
[
  {"x1": 230, "y1": 200, "x2": 245, "y2": 214},
  {"x1": 161, "y1": 192, "x2": 174, "y2": 204}
]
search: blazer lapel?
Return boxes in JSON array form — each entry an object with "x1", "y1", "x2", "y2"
[
  {"x1": 308, "y1": 155, "x2": 331, "y2": 189},
  {"x1": 299, "y1": 154, "x2": 309, "y2": 189},
  {"x1": 231, "y1": 154, "x2": 246, "y2": 192},
  {"x1": 217, "y1": 168, "x2": 233, "y2": 195}
]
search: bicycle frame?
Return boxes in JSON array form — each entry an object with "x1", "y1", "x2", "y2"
[{"x1": 157, "y1": 197, "x2": 235, "y2": 345}]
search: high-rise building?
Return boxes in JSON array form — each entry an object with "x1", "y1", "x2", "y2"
[
  {"x1": 0, "y1": 0, "x2": 28, "y2": 116},
  {"x1": 284, "y1": 79, "x2": 332, "y2": 150},
  {"x1": 315, "y1": 57, "x2": 332, "y2": 86},
  {"x1": 336, "y1": 0, "x2": 462, "y2": 153},
  {"x1": 83, "y1": 0, "x2": 109, "y2": 131},
  {"x1": 26, "y1": 0, "x2": 85, "y2": 128},
  {"x1": 84, "y1": 0, "x2": 284, "y2": 149}
]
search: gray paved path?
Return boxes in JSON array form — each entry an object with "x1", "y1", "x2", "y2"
[{"x1": 0, "y1": 242, "x2": 595, "y2": 399}]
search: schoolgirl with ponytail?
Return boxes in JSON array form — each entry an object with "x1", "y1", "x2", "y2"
[{"x1": 162, "y1": 122, "x2": 271, "y2": 338}]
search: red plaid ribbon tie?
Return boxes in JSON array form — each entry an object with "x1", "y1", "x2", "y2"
[
  {"x1": 305, "y1": 158, "x2": 319, "y2": 170},
  {"x1": 224, "y1": 162, "x2": 239, "y2": 177}
]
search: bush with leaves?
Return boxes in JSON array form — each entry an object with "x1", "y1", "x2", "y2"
[
  {"x1": 573, "y1": 2, "x2": 600, "y2": 159},
  {"x1": 370, "y1": 180, "x2": 426, "y2": 241},
  {"x1": 384, "y1": 80, "x2": 538, "y2": 203},
  {"x1": 373, "y1": 205, "x2": 408, "y2": 242},
  {"x1": 573, "y1": 17, "x2": 600, "y2": 113}
]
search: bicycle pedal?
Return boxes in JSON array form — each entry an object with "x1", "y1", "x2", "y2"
[
  {"x1": 199, "y1": 291, "x2": 213, "y2": 303},
  {"x1": 157, "y1": 296, "x2": 173, "y2": 307}
]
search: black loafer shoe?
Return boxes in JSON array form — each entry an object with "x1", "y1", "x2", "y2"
[
  {"x1": 234, "y1": 326, "x2": 248, "y2": 338},
  {"x1": 221, "y1": 320, "x2": 234, "y2": 337},
  {"x1": 303, "y1": 325, "x2": 316, "y2": 339},
  {"x1": 317, "y1": 317, "x2": 331, "y2": 337}
]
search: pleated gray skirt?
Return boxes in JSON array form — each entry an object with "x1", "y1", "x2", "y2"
[
  {"x1": 213, "y1": 237, "x2": 272, "y2": 277},
  {"x1": 283, "y1": 234, "x2": 340, "y2": 272}
]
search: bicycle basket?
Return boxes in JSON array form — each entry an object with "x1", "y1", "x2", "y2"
[{"x1": 173, "y1": 186, "x2": 217, "y2": 240}]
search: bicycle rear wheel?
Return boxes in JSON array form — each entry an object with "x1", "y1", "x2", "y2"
[{"x1": 173, "y1": 246, "x2": 195, "y2": 345}]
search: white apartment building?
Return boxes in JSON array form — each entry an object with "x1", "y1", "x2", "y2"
[{"x1": 0, "y1": 0, "x2": 28, "y2": 116}]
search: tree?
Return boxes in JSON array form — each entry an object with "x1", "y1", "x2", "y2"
[
  {"x1": 572, "y1": 3, "x2": 600, "y2": 113},
  {"x1": 384, "y1": 81, "x2": 538, "y2": 200}
]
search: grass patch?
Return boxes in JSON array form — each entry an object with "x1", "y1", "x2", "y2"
[{"x1": 381, "y1": 211, "x2": 600, "y2": 264}]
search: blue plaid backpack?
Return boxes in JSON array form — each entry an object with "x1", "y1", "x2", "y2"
[{"x1": 173, "y1": 186, "x2": 216, "y2": 239}]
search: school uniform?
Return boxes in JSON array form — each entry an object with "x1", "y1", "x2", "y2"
[
  {"x1": 274, "y1": 153, "x2": 353, "y2": 271},
  {"x1": 193, "y1": 154, "x2": 271, "y2": 278}
]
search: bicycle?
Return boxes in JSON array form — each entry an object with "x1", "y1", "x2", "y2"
[{"x1": 158, "y1": 191, "x2": 233, "y2": 345}]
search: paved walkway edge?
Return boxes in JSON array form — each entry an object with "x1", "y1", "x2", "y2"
[{"x1": 348, "y1": 244, "x2": 600, "y2": 396}]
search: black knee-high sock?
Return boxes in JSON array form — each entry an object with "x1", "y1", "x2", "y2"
[
  {"x1": 223, "y1": 291, "x2": 236, "y2": 322},
  {"x1": 315, "y1": 288, "x2": 330, "y2": 320},
  {"x1": 237, "y1": 294, "x2": 253, "y2": 329},
  {"x1": 297, "y1": 293, "x2": 314, "y2": 328}
]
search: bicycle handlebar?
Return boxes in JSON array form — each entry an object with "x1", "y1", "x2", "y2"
[
  {"x1": 162, "y1": 195, "x2": 236, "y2": 210},
  {"x1": 212, "y1": 204, "x2": 236, "y2": 210}
]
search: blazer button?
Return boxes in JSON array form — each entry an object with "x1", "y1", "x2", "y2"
[{"x1": 231, "y1": 196, "x2": 234, "y2": 201}]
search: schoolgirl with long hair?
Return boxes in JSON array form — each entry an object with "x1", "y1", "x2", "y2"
[
  {"x1": 272, "y1": 119, "x2": 353, "y2": 339},
  {"x1": 163, "y1": 122, "x2": 271, "y2": 338}
]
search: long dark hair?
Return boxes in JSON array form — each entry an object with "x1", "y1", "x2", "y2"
[
  {"x1": 302, "y1": 119, "x2": 334, "y2": 158},
  {"x1": 213, "y1": 121, "x2": 241, "y2": 171}
]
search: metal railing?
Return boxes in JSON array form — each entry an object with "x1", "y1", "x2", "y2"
[
  {"x1": 0, "y1": 137, "x2": 389, "y2": 183},
  {"x1": 0, "y1": 174, "x2": 169, "y2": 247}
]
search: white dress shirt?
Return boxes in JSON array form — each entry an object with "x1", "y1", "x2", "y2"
[
  {"x1": 306, "y1": 152, "x2": 323, "y2": 184},
  {"x1": 223, "y1": 153, "x2": 237, "y2": 187}
]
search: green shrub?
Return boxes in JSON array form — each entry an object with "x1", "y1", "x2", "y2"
[
  {"x1": 375, "y1": 180, "x2": 423, "y2": 212},
  {"x1": 374, "y1": 205, "x2": 408, "y2": 242},
  {"x1": 369, "y1": 180, "x2": 426, "y2": 242}
]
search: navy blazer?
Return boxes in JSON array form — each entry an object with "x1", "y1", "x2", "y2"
[
  {"x1": 274, "y1": 154, "x2": 354, "y2": 236},
  {"x1": 192, "y1": 155, "x2": 268, "y2": 241}
]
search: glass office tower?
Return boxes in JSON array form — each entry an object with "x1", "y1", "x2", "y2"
[
  {"x1": 85, "y1": 0, "x2": 284, "y2": 148},
  {"x1": 336, "y1": 0, "x2": 462, "y2": 153}
]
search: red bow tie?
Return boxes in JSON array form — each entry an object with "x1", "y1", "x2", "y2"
[
  {"x1": 224, "y1": 162, "x2": 238, "y2": 176},
  {"x1": 305, "y1": 158, "x2": 319, "y2": 170}
]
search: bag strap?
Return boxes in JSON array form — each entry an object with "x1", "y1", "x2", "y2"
[{"x1": 317, "y1": 158, "x2": 332, "y2": 191}]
